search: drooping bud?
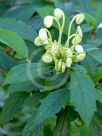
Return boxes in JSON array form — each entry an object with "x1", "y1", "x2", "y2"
[
  {"x1": 34, "y1": 36, "x2": 42, "y2": 46},
  {"x1": 72, "y1": 34, "x2": 82, "y2": 45},
  {"x1": 66, "y1": 57, "x2": 72, "y2": 67},
  {"x1": 54, "y1": 8, "x2": 63, "y2": 20},
  {"x1": 75, "y1": 13, "x2": 85, "y2": 24},
  {"x1": 44, "y1": 16, "x2": 53, "y2": 28},
  {"x1": 42, "y1": 54, "x2": 53, "y2": 63},
  {"x1": 76, "y1": 52, "x2": 86, "y2": 61},
  {"x1": 77, "y1": 26, "x2": 83, "y2": 38},
  {"x1": 75, "y1": 45, "x2": 84, "y2": 53},
  {"x1": 39, "y1": 28, "x2": 48, "y2": 42}
]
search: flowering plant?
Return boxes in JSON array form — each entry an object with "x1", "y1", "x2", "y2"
[{"x1": 34, "y1": 8, "x2": 86, "y2": 73}]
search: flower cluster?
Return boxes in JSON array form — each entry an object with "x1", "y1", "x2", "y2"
[{"x1": 34, "y1": 8, "x2": 86, "y2": 73}]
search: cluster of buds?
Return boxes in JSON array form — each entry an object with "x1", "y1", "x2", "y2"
[{"x1": 34, "y1": 8, "x2": 86, "y2": 73}]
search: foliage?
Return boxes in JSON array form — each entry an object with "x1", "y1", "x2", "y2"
[{"x1": 0, "y1": 0, "x2": 102, "y2": 136}]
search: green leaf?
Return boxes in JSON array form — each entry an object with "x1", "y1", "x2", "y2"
[
  {"x1": 3, "y1": 5, "x2": 37, "y2": 21},
  {"x1": 95, "y1": 68, "x2": 102, "y2": 83},
  {"x1": 23, "y1": 88, "x2": 69, "y2": 135},
  {"x1": 0, "y1": 28, "x2": 28, "y2": 58},
  {"x1": 54, "y1": 108, "x2": 69, "y2": 136},
  {"x1": 0, "y1": 93, "x2": 28, "y2": 125},
  {"x1": 4, "y1": 63, "x2": 51, "y2": 85},
  {"x1": 87, "y1": 48, "x2": 102, "y2": 64},
  {"x1": 84, "y1": 13, "x2": 97, "y2": 29},
  {"x1": 0, "y1": 18, "x2": 37, "y2": 41},
  {"x1": 70, "y1": 69, "x2": 96, "y2": 124}
]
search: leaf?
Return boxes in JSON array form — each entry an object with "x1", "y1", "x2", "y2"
[
  {"x1": 87, "y1": 48, "x2": 102, "y2": 64},
  {"x1": 70, "y1": 68, "x2": 96, "y2": 124},
  {"x1": 3, "y1": 5, "x2": 37, "y2": 21},
  {"x1": 4, "y1": 62, "x2": 51, "y2": 85},
  {"x1": 54, "y1": 108, "x2": 69, "y2": 136},
  {"x1": 23, "y1": 88, "x2": 69, "y2": 136},
  {"x1": 0, "y1": 93, "x2": 28, "y2": 125},
  {"x1": 0, "y1": 18, "x2": 37, "y2": 41},
  {"x1": 84, "y1": 13, "x2": 97, "y2": 29},
  {"x1": 0, "y1": 51, "x2": 17, "y2": 70},
  {"x1": 0, "y1": 28, "x2": 28, "y2": 58}
]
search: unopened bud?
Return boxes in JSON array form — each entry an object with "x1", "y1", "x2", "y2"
[
  {"x1": 54, "y1": 8, "x2": 63, "y2": 20},
  {"x1": 72, "y1": 34, "x2": 82, "y2": 45},
  {"x1": 61, "y1": 62, "x2": 66, "y2": 73},
  {"x1": 34, "y1": 36, "x2": 42, "y2": 46},
  {"x1": 75, "y1": 45, "x2": 84, "y2": 53},
  {"x1": 44, "y1": 16, "x2": 53, "y2": 28},
  {"x1": 77, "y1": 26, "x2": 83, "y2": 38},
  {"x1": 76, "y1": 52, "x2": 86, "y2": 61},
  {"x1": 75, "y1": 13, "x2": 85, "y2": 24},
  {"x1": 39, "y1": 28, "x2": 48, "y2": 42},
  {"x1": 57, "y1": 59, "x2": 62, "y2": 71},
  {"x1": 42, "y1": 54, "x2": 53, "y2": 63},
  {"x1": 51, "y1": 43, "x2": 59, "y2": 55},
  {"x1": 66, "y1": 58, "x2": 72, "y2": 67},
  {"x1": 65, "y1": 48, "x2": 72, "y2": 57}
]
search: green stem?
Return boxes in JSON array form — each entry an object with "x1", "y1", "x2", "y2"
[
  {"x1": 52, "y1": 16, "x2": 61, "y2": 44},
  {"x1": 65, "y1": 34, "x2": 76, "y2": 48},
  {"x1": 65, "y1": 16, "x2": 76, "y2": 47},
  {"x1": 58, "y1": 12, "x2": 65, "y2": 44}
]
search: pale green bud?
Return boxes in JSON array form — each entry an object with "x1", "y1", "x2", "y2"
[
  {"x1": 51, "y1": 43, "x2": 59, "y2": 55},
  {"x1": 76, "y1": 52, "x2": 86, "y2": 61},
  {"x1": 54, "y1": 8, "x2": 63, "y2": 20},
  {"x1": 72, "y1": 34, "x2": 82, "y2": 45},
  {"x1": 75, "y1": 45, "x2": 84, "y2": 53},
  {"x1": 66, "y1": 57, "x2": 72, "y2": 67},
  {"x1": 42, "y1": 54, "x2": 53, "y2": 63},
  {"x1": 65, "y1": 48, "x2": 72, "y2": 58},
  {"x1": 44, "y1": 16, "x2": 53, "y2": 28},
  {"x1": 39, "y1": 28, "x2": 48, "y2": 43},
  {"x1": 57, "y1": 59, "x2": 62, "y2": 71},
  {"x1": 61, "y1": 62, "x2": 66, "y2": 73},
  {"x1": 34, "y1": 36, "x2": 42, "y2": 46},
  {"x1": 77, "y1": 26, "x2": 83, "y2": 38},
  {"x1": 75, "y1": 13, "x2": 85, "y2": 24}
]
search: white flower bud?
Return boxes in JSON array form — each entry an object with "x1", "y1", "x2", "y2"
[
  {"x1": 42, "y1": 54, "x2": 53, "y2": 63},
  {"x1": 51, "y1": 43, "x2": 59, "y2": 55},
  {"x1": 76, "y1": 52, "x2": 86, "y2": 61},
  {"x1": 77, "y1": 26, "x2": 83, "y2": 38},
  {"x1": 66, "y1": 58, "x2": 72, "y2": 67},
  {"x1": 75, "y1": 13, "x2": 85, "y2": 24},
  {"x1": 75, "y1": 45, "x2": 84, "y2": 53},
  {"x1": 72, "y1": 34, "x2": 82, "y2": 45},
  {"x1": 34, "y1": 36, "x2": 42, "y2": 46},
  {"x1": 61, "y1": 62, "x2": 66, "y2": 73},
  {"x1": 65, "y1": 48, "x2": 72, "y2": 57},
  {"x1": 44, "y1": 16, "x2": 53, "y2": 28},
  {"x1": 54, "y1": 8, "x2": 63, "y2": 20},
  {"x1": 39, "y1": 28, "x2": 48, "y2": 42}
]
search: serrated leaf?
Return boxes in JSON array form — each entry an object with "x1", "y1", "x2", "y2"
[
  {"x1": 87, "y1": 48, "x2": 102, "y2": 64},
  {"x1": 0, "y1": 93, "x2": 28, "y2": 125},
  {"x1": 0, "y1": 18, "x2": 37, "y2": 41},
  {"x1": 23, "y1": 88, "x2": 69, "y2": 136},
  {"x1": 70, "y1": 69, "x2": 96, "y2": 124},
  {"x1": 84, "y1": 13, "x2": 97, "y2": 29},
  {"x1": 0, "y1": 28, "x2": 28, "y2": 58},
  {"x1": 54, "y1": 108, "x2": 69, "y2": 136},
  {"x1": 4, "y1": 63, "x2": 51, "y2": 85}
]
